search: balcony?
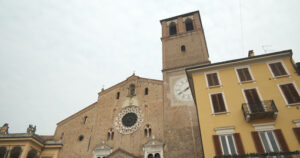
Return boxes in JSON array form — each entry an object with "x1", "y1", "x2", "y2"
[{"x1": 242, "y1": 100, "x2": 278, "y2": 122}]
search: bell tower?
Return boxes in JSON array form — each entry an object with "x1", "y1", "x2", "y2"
[
  {"x1": 160, "y1": 10, "x2": 210, "y2": 71},
  {"x1": 161, "y1": 11, "x2": 209, "y2": 158}
]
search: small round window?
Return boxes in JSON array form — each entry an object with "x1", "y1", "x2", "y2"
[{"x1": 78, "y1": 135, "x2": 84, "y2": 141}]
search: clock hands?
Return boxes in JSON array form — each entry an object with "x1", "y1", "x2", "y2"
[{"x1": 177, "y1": 86, "x2": 190, "y2": 95}]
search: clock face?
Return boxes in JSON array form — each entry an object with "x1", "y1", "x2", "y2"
[{"x1": 174, "y1": 77, "x2": 192, "y2": 101}]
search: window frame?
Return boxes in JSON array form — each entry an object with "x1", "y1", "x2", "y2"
[
  {"x1": 219, "y1": 134, "x2": 238, "y2": 155},
  {"x1": 277, "y1": 82, "x2": 300, "y2": 106},
  {"x1": 258, "y1": 130, "x2": 281, "y2": 153},
  {"x1": 267, "y1": 60, "x2": 290, "y2": 78},
  {"x1": 209, "y1": 92, "x2": 229, "y2": 115},
  {"x1": 234, "y1": 66, "x2": 255, "y2": 83},
  {"x1": 168, "y1": 22, "x2": 177, "y2": 36},
  {"x1": 205, "y1": 71, "x2": 222, "y2": 88},
  {"x1": 184, "y1": 18, "x2": 194, "y2": 32}
]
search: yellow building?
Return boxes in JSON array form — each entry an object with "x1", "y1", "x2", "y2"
[
  {"x1": 0, "y1": 124, "x2": 62, "y2": 158},
  {"x1": 186, "y1": 50, "x2": 300, "y2": 157}
]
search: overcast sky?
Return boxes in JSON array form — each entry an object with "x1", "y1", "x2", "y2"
[{"x1": 1, "y1": 0, "x2": 300, "y2": 135}]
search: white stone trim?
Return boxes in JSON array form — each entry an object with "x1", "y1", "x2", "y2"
[
  {"x1": 183, "y1": 15, "x2": 194, "y2": 22},
  {"x1": 293, "y1": 119, "x2": 300, "y2": 127},
  {"x1": 253, "y1": 122, "x2": 275, "y2": 131},
  {"x1": 214, "y1": 126, "x2": 235, "y2": 135},
  {"x1": 166, "y1": 19, "x2": 178, "y2": 26}
]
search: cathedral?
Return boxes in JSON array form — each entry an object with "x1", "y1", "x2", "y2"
[{"x1": 0, "y1": 11, "x2": 209, "y2": 158}]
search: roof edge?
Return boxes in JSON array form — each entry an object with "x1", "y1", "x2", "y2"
[{"x1": 160, "y1": 10, "x2": 199, "y2": 23}]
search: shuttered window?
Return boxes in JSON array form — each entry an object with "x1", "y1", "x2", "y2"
[
  {"x1": 211, "y1": 93, "x2": 226, "y2": 113},
  {"x1": 279, "y1": 83, "x2": 300, "y2": 104},
  {"x1": 293, "y1": 127, "x2": 300, "y2": 144},
  {"x1": 259, "y1": 131, "x2": 281, "y2": 152},
  {"x1": 206, "y1": 73, "x2": 220, "y2": 87},
  {"x1": 213, "y1": 133, "x2": 244, "y2": 156},
  {"x1": 252, "y1": 130, "x2": 289, "y2": 153},
  {"x1": 237, "y1": 68, "x2": 253, "y2": 82},
  {"x1": 219, "y1": 135, "x2": 237, "y2": 155},
  {"x1": 244, "y1": 88, "x2": 264, "y2": 113},
  {"x1": 269, "y1": 62, "x2": 288, "y2": 77}
]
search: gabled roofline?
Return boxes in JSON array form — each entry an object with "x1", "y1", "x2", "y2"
[
  {"x1": 98, "y1": 75, "x2": 162, "y2": 96},
  {"x1": 56, "y1": 102, "x2": 97, "y2": 126}
]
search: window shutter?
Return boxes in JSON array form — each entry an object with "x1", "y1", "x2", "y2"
[
  {"x1": 276, "y1": 62, "x2": 287, "y2": 75},
  {"x1": 233, "y1": 133, "x2": 245, "y2": 155},
  {"x1": 211, "y1": 93, "x2": 226, "y2": 113},
  {"x1": 207, "y1": 74, "x2": 214, "y2": 86},
  {"x1": 251, "y1": 131, "x2": 265, "y2": 153},
  {"x1": 237, "y1": 69, "x2": 246, "y2": 82},
  {"x1": 244, "y1": 68, "x2": 252, "y2": 81},
  {"x1": 211, "y1": 94, "x2": 220, "y2": 112},
  {"x1": 217, "y1": 93, "x2": 226, "y2": 112},
  {"x1": 293, "y1": 127, "x2": 300, "y2": 144},
  {"x1": 287, "y1": 84, "x2": 300, "y2": 103},
  {"x1": 270, "y1": 62, "x2": 287, "y2": 76},
  {"x1": 280, "y1": 84, "x2": 300, "y2": 104},
  {"x1": 274, "y1": 129, "x2": 289, "y2": 152},
  {"x1": 212, "y1": 73, "x2": 220, "y2": 86},
  {"x1": 213, "y1": 135, "x2": 222, "y2": 156},
  {"x1": 270, "y1": 63, "x2": 280, "y2": 76}
]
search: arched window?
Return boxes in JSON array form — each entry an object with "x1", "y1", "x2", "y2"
[
  {"x1": 148, "y1": 154, "x2": 154, "y2": 158},
  {"x1": 83, "y1": 116, "x2": 88, "y2": 124},
  {"x1": 116, "y1": 92, "x2": 120, "y2": 99},
  {"x1": 129, "y1": 84, "x2": 135, "y2": 96},
  {"x1": 169, "y1": 22, "x2": 177, "y2": 35},
  {"x1": 0, "y1": 147, "x2": 7, "y2": 158},
  {"x1": 185, "y1": 18, "x2": 194, "y2": 31},
  {"x1": 181, "y1": 45, "x2": 186, "y2": 52},
  {"x1": 154, "y1": 153, "x2": 161, "y2": 158},
  {"x1": 26, "y1": 149, "x2": 38, "y2": 158},
  {"x1": 10, "y1": 147, "x2": 22, "y2": 158},
  {"x1": 145, "y1": 88, "x2": 148, "y2": 95},
  {"x1": 107, "y1": 128, "x2": 114, "y2": 140},
  {"x1": 144, "y1": 124, "x2": 152, "y2": 137}
]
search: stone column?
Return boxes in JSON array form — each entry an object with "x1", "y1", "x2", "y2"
[{"x1": 20, "y1": 144, "x2": 30, "y2": 158}]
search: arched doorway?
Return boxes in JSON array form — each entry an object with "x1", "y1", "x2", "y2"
[
  {"x1": 10, "y1": 147, "x2": 22, "y2": 158},
  {"x1": 26, "y1": 149, "x2": 38, "y2": 158}
]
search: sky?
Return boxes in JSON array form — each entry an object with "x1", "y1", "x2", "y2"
[{"x1": 1, "y1": 0, "x2": 300, "y2": 135}]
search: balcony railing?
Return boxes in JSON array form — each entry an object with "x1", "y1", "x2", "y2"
[{"x1": 242, "y1": 100, "x2": 278, "y2": 122}]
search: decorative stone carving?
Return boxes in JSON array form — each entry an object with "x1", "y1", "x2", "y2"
[
  {"x1": 27, "y1": 124, "x2": 36, "y2": 134},
  {"x1": 143, "y1": 136, "x2": 164, "y2": 158},
  {"x1": 114, "y1": 106, "x2": 144, "y2": 135},
  {"x1": 0, "y1": 123, "x2": 9, "y2": 134},
  {"x1": 93, "y1": 141, "x2": 112, "y2": 158}
]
